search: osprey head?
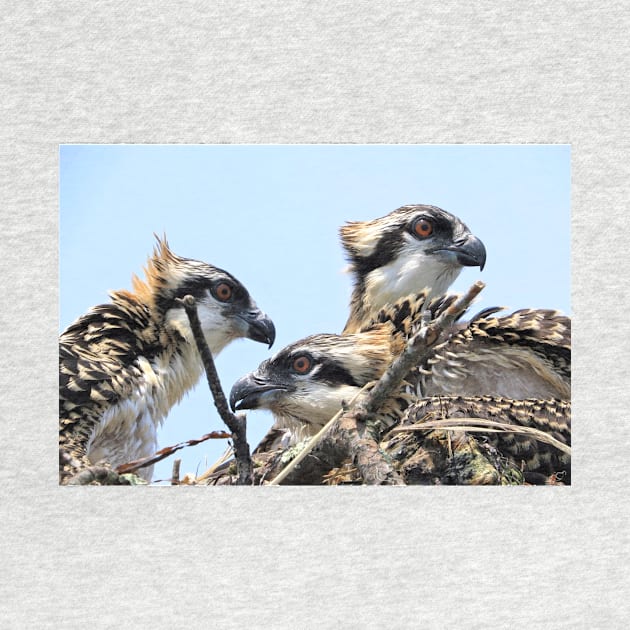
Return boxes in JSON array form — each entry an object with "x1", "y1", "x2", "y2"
[
  {"x1": 341, "y1": 205, "x2": 486, "y2": 332},
  {"x1": 128, "y1": 236, "x2": 276, "y2": 355},
  {"x1": 229, "y1": 328, "x2": 396, "y2": 435},
  {"x1": 229, "y1": 291, "x2": 442, "y2": 436}
]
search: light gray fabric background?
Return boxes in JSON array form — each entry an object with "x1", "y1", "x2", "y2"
[{"x1": 1, "y1": 2, "x2": 627, "y2": 628}]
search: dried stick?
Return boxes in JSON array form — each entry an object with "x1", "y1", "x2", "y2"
[
  {"x1": 393, "y1": 417, "x2": 571, "y2": 455},
  {"x1": 317, "y1": 405, "x2": 405, "y2": 485},
  {"x1": 269, "y1": 281, "x2": 486, "y2": 485},
  {"x1": 115, "y1": 429, "x2": 232, "y2": 476},
  {"x1": 171, "y1": 459, "x2": 182, "y2": 485},
  {"x1": 175, "y1": 295, "x2": 253, "y2": 485},
  {"x1": 267, "y1": 391, "x2": 363, "y2": 486},
  {"x1": 361, "y1": 280, "x2": 486, "y2": 415},
  {"x1": 268, "y1": 390, "x2": 405, "y2": 485}
]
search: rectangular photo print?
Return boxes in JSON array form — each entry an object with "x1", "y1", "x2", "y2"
[{"x1": 59, "y1": 144, "x2": 571, "y2": 486}]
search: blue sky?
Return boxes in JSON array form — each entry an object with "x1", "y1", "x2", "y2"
[{"x1": 59, "y1": 144, "x2": 570, "y2": 483}]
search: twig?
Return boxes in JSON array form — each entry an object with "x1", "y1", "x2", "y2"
[
  {"x1": 116, "y1": 430, "x2": 232, "y2": 475},
  {"x1": 393, "y1": 417, "x2": 571, "y2": 455},
  {"x1": 195, "y1": 447, "x2": 238, "y2": 484},
  {"x1": 175, "y1": 295, "x2": 253, "y2": 485},
  {"x1": 171, "y1": 459, "x2": 181, "y2": 485},
  {"x1": 362, "y1": 280, "x2": 486, "y2": 414},
  {"x1": 323, "y1": 407, "x2": 405, "y2": 485},
  {"x1": 269, "y1": 281, "x2": 486, "y2": 485},
  {"x1": 268, "y1": 391, "x2": 362, "y2": 486}
]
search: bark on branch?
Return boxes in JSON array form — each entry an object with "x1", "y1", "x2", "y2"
[
  {"x1": 361, "y1": 280, "x2": 486, "y2": 415},
  {"x1": 284, "y1": 402, "x2": 405, "y2": 485},
  {"x1": 175, "y1": 295, "x2": 253, "y2": 485}
]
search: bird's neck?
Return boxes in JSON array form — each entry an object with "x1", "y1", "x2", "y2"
[
  {"x1": 344, "y1": 258, "x2": 461, "y2": 333},
  {"x1": 151, "y1": 336, "x2": 207, "y2": 413}
]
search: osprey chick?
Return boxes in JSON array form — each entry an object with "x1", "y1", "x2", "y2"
[
  {"x1": 341, "y1": 204, "x2": 570, "y2": 400},
  {"x1": 230, "y1": 292, "x2": 449, "y2": 437},
  {"x1": 341, "y1": 204, "x2": 486, "y2": 333},
  {"x1": 228, "y1": 292, "x2": 570, "y2": 484},
  {"x1": 59, "y1": 237, "x2": 275, "y2": 483}
]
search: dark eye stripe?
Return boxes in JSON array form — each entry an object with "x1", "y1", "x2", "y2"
[
  {"x1": 352, "y1": 229, "x2": 401, "y2": 276},
  {"x1": 157, "y1": 274, "x2": 249, "y2": 314},
  {"x1": 179, "y1": 278, "x2": 211, "y2": 295},
  {"x1": 312, "y1": 359, "x2": 360, "y2": 388},
  {"x1": 352, "y1": 214, "x2": 457, "y2": 278}
]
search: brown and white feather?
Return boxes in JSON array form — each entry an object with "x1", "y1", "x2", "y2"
[{"x1": 60, "y1": 237, "x2": 275, "y2": 483}]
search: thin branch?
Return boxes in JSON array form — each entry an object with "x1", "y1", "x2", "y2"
[
  {"x1": 393, "y1": 417, "x2": 571, "y2": 455},
  {"x1": 195, "y1": 447, "x2": 238, "y2": 484},
  {"x1": 362, "y1": 280, "x2": 486, "y2": 414},
  {"x1": 268, "y1": 389, "x2": 405, "y2": 485},
  {"x1": 116, "y1": 430, "x2": 232, "y2": 475},
  {"x1": 269, "y1": 281, "x2": 486, "y2": 486},
  {"x1": 175, "y1": 295, "x2": 253, "y2": 485},
  {"x1": 171, "y1": 459, "x2": 182, "y2": 485},
  {"x1": 321, "y1": 407, "x2": 405, "y2": 485},
  {"x1": 268, "y1": 393, "x2": 361, "y2": 486}
]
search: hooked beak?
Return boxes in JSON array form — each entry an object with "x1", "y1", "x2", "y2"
[
  {"x1": 229, "y1": 372, "x2": 288, "y2": 412},
  {"x1": 446, "y1": 234, "x2": 487, "y2": 271},
  {"x1": 239, "y1": 310, "x2": 276, "y2": 348}
]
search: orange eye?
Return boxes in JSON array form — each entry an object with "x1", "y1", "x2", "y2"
[
  {"x1": 213, "y1": 282, "x2": 233, "y2": 302},
  {"x1": 413, "y1": 218, "x2": 433, "y2": 239},
  {"x1": 292, "y1": 355, "x2": 312, "y2": 374}
]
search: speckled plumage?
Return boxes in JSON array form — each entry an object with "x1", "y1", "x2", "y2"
[
  {"x1": 220, "y1": 290, "x2": 571, "y2": 485},
  {"x1": 339, "y1": 205, "x2": 571, "y2": 483},
  {"x1": 59, "y1": 237, "x2": 275, "y2": 484},
  {"x1": 414, "y1": 307, "x2": 571, "y2": 399},
  {"x1": 217, "y1": 205, "x2": 571, "y2": 485},
  {"x1": 230, "y1": 291, "x2": 442, "y2": 438},
  {"x1": 385, "y1": 396, "x2": 571, "y2": 484}
]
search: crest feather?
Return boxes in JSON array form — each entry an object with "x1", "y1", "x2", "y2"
[{"x1": 109, "y1": 235, "x2": 183, "y2": 308}]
